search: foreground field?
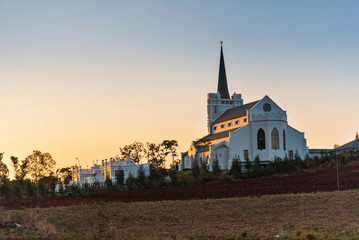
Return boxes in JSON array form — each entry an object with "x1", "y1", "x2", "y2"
[
  {"x1": 2, "y1": 162, "x2": 359, "y2": 210},
  {"x1": 1, "y1": 190, "x2": 359, "y2": 239}
]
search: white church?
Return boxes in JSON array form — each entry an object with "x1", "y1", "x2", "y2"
[{"x1": 181, "y1": 44, "x2": 308, "y2": 170}]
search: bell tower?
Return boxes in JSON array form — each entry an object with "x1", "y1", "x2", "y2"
[{"x1": 207, "y1": 42, "x2": 243, "y2": 133}]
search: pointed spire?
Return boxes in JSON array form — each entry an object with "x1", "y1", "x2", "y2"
[
  {"x1": 356, "y1": 132, "x2": 358, "y2": 139},
  {"x1": 217, "y1": 42, "x2": 230, "y2": 99}
]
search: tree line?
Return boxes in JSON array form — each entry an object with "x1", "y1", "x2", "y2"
[
  {"x1": 119, "y1": 140, "x2": 179, "y2": 168},
  {"x1": 0, "y1": 151, "x2": 72, "y2": 201}
]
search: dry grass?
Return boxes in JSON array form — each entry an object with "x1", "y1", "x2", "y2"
[{"x1": 1, "y1": 190, "x2": 359, "y2": 239}]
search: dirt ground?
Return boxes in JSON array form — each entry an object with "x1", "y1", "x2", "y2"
[
  {"x1": 1, "y1": 191, "x2": 359, "y2": 239},
  {"x1": 1, "y1": 162, "x2": 359, "y2": 210}
]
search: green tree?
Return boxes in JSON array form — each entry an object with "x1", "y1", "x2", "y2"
[
  {"x1": 145, "y1": 142, "x2": 166, "y2": 167},
  {"x1": 56, "y1": 167, "x2": 73, "y2": 184},
  {"x1": 212, "y1": 158, "x2": 221, "y2": 175},
  {"x1": 26, "y1": 150, "x2": 56, "y2": 183},
  {"x1": 230, "y1": 155, "x2": 242, "y2": 179},
  {"x1": 191, "y1": 156, "x2": 200, "y2": 178},
  {"x1": 0, "y1": 153, "x2": 9, "y2": 180},
  {"x1": 115, "y1": 170, "x2": 125, "y2": 186},
  {"x1": 253, "y1": 155, "x2": 262, "y2": 177},
  {"x1": 11, "y1": 156, "x2": 29, "y2": 180},
  {"x1": 161, "y1": 140, "x2": 178, "y2": 168},
  {"x1": 119, "y1": 142, "x2": 145, "y2": 164},
  {"x1": 245, "y1": 156, "x2": 252, "y2": 174}
]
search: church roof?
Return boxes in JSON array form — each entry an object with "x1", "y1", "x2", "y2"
[
  {"x1": 336, "y1": 138, "x2": 359, "y2": 151},
  {"x1": 217, "y1": 44, "x2": 230, "y2": 99},
  {"x1": 196, "y1": 129, "x2": 233, "y2": 144},
  {"x1": 211, "y1": 100, "x2": 259, "y2": 125}
]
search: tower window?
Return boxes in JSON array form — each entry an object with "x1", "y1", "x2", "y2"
[
  {"x1": 235, "y1": 120, "x2": 239, "y2": 125},
  {"x1": 271, "y1": 128, "x2": 279, "y2": 150},
  {"x1": 244, "y1": 118, "x2": 247, "y2": 123},
  {"x1": 221, "y1": 124, "x2": 225, "y2": 129},
  {"x1": 213, "y1": 126, "x2": 217, "y2": 132},
  {"x1": 283, "y1": 129, "x2": 286, "y2": 151},
  {"x1": 257, "y1": 128, "x2": 266, "y2": 150},
  {"x1": 214, "y1": 106, "x2": 217, "y2": 113},
  {"x1": 228, "y1": 122, "x2": 232, "y2": 127}
]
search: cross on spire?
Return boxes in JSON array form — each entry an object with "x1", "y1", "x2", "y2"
[{"x1": 220, "y1": 41, "x2": 223, "y2": 46}]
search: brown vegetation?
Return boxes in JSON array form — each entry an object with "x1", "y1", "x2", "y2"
[
  {"x1": 0, "y1": 190, "x2": 359, "y2": 239},
  {"x1": 2, "y1": 161, "x2": 359, "y2": 210}
]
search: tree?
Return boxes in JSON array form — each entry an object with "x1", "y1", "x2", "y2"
[
  {"x1": 26, "y1": 150, "x2": 56, "y2": 183},
  {"x1": 0, "y1": 153, "x2": 9, "y2": 180},
  {"x1": 56, "y1": 167, "x2": 73, "y2": 184},
  {"x1": 252, "y1": 155, "x2": 262, "y2": 177},
  {"x1": 212, "y1": 158, "x2": 221, "y2": 175},
  {"x1": 161, "y1": 140, "x2": 178, "y2": 167},
  {"x1": 115, "y1": 170, "x2": 125, "y2": 186},
  {"x1": 230, "y1": 155, "x2": 241, "y2": 179},
  {"x1": 11, "y1": 156, "x2": 29, "y2": 180},
  {"x1": 119, "y1": 142, "x2": 145, "y2": 163},
  {"x1": 145, "y1": 142, "x2": 166, "y2": 167},
  {"x1": 191, "y1": 155, "x2": 200, "y2": 178}
]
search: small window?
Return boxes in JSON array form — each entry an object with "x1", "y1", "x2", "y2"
[
  {"x1": 235, "y1": 120, "x2": 239, "y2": 125},
  {"x1": 213, "y1": 126, "x2": 217, "y2": 132},
  {"x1": 244, "y1": 118, "x2": 247, "y2": 123},
  {"x1": 221, "y1": 124, "x2": 225, "y2": 129},
  {"x1": 214, "y1": 106, "x2": 217, "y2": 113},
  {"x1": 228, "y1": 122, "x2": 232, "y2": 127},
  {"x1": 244, "y1": 150, "x2": 249, "y2": 160},
  {"x1": 289, "y1": 150, "x2": 293, "y2": 160}
]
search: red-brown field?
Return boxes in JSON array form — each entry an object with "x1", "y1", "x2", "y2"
[{"x1": 1, "y1": 162, "x2": 359, "y2": 210}]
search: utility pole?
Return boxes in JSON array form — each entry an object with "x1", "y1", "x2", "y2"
[{"x1": 336, "y1": 150, "x2": 340, "y2": 191}]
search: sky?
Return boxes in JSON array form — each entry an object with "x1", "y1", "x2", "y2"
[{"x1": 0, "y1": 0, "x2": 358, "y2": 174}]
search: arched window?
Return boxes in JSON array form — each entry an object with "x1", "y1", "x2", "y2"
[
  {"x1": 283, "y1": 129, "x2": 286, "y2": 151},
  {"x1": 271, "y1": 128, "x2": 279, "y2": 150},
  {"x1": 257, "y1": 128, "x2": 266, "y2": 150}
]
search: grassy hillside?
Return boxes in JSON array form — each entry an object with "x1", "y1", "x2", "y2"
[{"x1": 1, "y1": 190, "x2": 359, "y2": 239}]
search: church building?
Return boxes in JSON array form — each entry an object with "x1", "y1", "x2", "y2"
[{"x1": 181, "y1": 44, "x2": 308, "y2": 170}]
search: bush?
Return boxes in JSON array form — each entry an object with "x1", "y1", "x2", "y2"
[
  {"x1": 191, "y1": 158, "x2": 200, "y2": 178},
  {"x1": 125, "y1": 172, "x2": 137, "y2": 191},
  {"x1": 149, "y1": 167, "x2": 167, "y2": 188},
  {"x1": 168, "y1": 169, "x2": 178, "y2": 186},
  {"x1": 136, "y1": 166, "x2": 148, "y2": 189},
  {"x1": 230, "y1": 155, "x2": 241, "y2": 179},
  {"x1": 212, "y1": 158, "x2": 221, "y2": 175},
  {"x1": 252, "y1": 155, "x2": 263, "y2": 177},
  {"x1": 115, "y1": 170, "x2": 125, "y2": 187}
]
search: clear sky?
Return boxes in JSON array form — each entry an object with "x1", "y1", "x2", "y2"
[{"x1": 0, "y1": 0, "x2": 358, "y2": 173}]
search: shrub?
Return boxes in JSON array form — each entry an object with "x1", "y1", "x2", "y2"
[
  {"x1": 230, "y1": 155, "x2": 241, "y2": 179},
  {"x1": 212, "y1": 158, "x2": 221, "y2": 175},
  {"x1": 168, "y1": 169, "x2": 178, "y2": 186},
  {"x1": 252, "y1": 155, "x2": 263, "y2": 177},
  {"x1": 191, "y1": 157, "x2": 200, "y2": 178},
  {"x1": 136, "y1": 166, "x2": 148, "y2": 189},
  {"x1": 125, "y1": 172, "x2": 137, "y2": 191},
  {"x1": 115, "y1": 170, "x2": 125, "y2": 187}
]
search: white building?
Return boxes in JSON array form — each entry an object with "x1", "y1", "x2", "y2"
[
  {"x1": 181, "y1": 44, "x2": 308, "y2": 170},
  {"x1": 72, "y1": 157, "x2": 150, "y2": 186}
]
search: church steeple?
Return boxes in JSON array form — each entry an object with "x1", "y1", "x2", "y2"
[{"x1": 217, "y1": 42, "x2": 230, "y2": 99}]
